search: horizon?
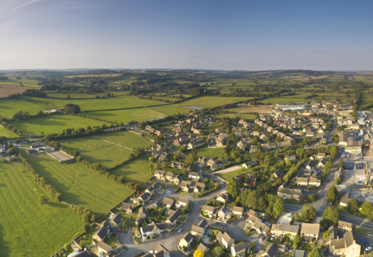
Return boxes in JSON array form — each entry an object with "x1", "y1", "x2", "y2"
[{"x1": 1, "y1": 0, "x2": 373, "y2": 70}]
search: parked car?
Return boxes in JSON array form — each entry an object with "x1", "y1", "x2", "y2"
[
  {"x1": 216, "y1": 222, "x2": 227, "y2": 227},
  {"x1": 261, "y1": 236, "x2": 266, "y2": 241},
  {"x1": 178, "y1": 228, "x2": 182, "y2": 233}
]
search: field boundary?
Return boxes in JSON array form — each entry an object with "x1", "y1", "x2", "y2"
[{"x1": 93, "y1": 135, "x2": 133, "y2": 150}]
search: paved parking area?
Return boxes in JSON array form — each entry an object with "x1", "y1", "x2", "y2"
[{"x1": 277, "y1": 213, "x2": 292, "y2": 225}]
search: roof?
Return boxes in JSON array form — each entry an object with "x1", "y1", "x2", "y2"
[
  {"x1": 204, "y1": 205, "x2": 214, "y2": 213},
  {"x1": 178, "y1": 197, "x2": 189, "y2": 204},
  {"x1": 248, "y1": 209, "x2": 256, "y2": 217},
  {"x1": 182, "y1": 232, "x2": 193, "y2": 243},
  {"x1": 301, "y1": 223, "x2": 320, "y2": 235},
  {"x1": 272, "y1": 224, "x2": 299, "y2": 234},
  {"x1": 264, "y1": 244, "x2": 278, "y2": 257},
  {"x1": 166, "y1": 172, "x2": 174, "y2": 177},
  {"x1": 94, "y1": 221, "x2": 109, "y2": 240},
  {"x1": 180, "y1": 181, "x2": 191, "y2": 187},
  {"x1": 167, "y1": 209, "x2": 181, "y2": 223},
  {"x1": 191, "y1": 225, "x2": 204, "y2": 234},
  {"x1": 338, "y1": 220, "x2": 353, "y2": 229},
  {"x1": 232, "y1": 242, "x2": 246, "y2": 252},
  {"x1": 197, "y1": 219, "x2": 207, "y2": 228},
  {"x1": 155, "y1": 170, "x2": 165, "y2": 175},
  {"x1": 97, "y1": 241, "x2": 111, "y2": 251},
  {"x1": 141, "y1": 225, "x2": 156, "y2": 233},
  {"x1": 155, "y1": 244, "x2": 169, "y2": 253},
  {"x1": 197, "y1": 243, "x2": 208, "y2": 253},
  {"x1": 162, "y1": 197, "x2": 174, "y2": 206},
  {"x1": 253, "y1": 220, "x2": 270, "y2": 234},
  {"x1": 221, "y1": 232, "x2": 232, "y2": 243},
  {"x1": 340, "y1": 192, "x2": 352, "y2": 204},
  {"x1": 111, "y1": 213, "x2": 123, "y2": 225},
  {"x1": 232, "y1": 206, "x2": 244, "y2": 214},
  {"x1": 121, "y1": 202, "x2": 133, "y2": 210},
  {"x1": 294, "y1": 250, "x2": 305, "y2": 257},
  {"x1": 73, "y1": 251, "x2": 91, "y2": 257}
]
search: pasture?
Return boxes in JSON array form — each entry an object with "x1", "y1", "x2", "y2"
[
  {"x1": 85, "y1": 108, "x2": 166, "y2": 123},
  {"x1": 110, "y1": 155, "x2": 153, "y2": 185},
  {"x1": 0, "y1": 127, "x2": 17, "y2": 138},
  {"x1": 23, "y1": 153, "x2": 133, "y2": 217},
  {"x1": 197, "y1": 146, "x2": 225, "y2": 158},
  {"x1": 0, "y1": 98, "x2": 44, "y2": 119},
  {"x1": 10, "y1": 114, "x2": 107, "y2": 135},
  {"x1": 0, "y1": 162, "x2": 84, "y2": 257},
  {"x1": 59, "y1": 131, "x2": 151, "y2": 169}
]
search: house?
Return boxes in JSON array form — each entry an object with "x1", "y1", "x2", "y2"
[
  {"x1": 109, "y1": 213, "x2": 123, "y2": 228},
  {"x1": 162, "y1": 197, "x2": 175, "y2": 209},
  {"x1": 258, "y1": 244, "x2": 278, "y2": 257},
  {"x1": 300, "y1": 223, "x2": 320, "y2": 242},
  {"x1": 194, "y1": 182, "x2": 206, "y2": 193},
  {"x1": 232, "y1": 206, "x2": 244, "y2": 218},
  {"x1": 308, "y1": 177, "x2": 321, "y2": 187},
  {"x1": 247, "y1": 209, "x2": 256, "y2": 217},
  {"x1": 173, "y1": 139, "x2": 180, "y2": 146},
  {"x1": 215, "y1": 138, "x2": 227, "y2": 147},
  {"x1": 252, "y1": 219, "x2": 270, "y2": 234},
  {"x1": 216, "y1": 231, "x2": 234, "y2": 249},
  {"x1": 316, "y1": 153, "x2": 326, "y2": 160},
  {"x1": 165, "y1": 172, "x2": 175, "y2": 181},
  {"x1": 306, "y1": 160, "x2": 314, "y2": 170},
  {"x1": 93, "y1": 221, "x2": 110, "y2": 242},
  {"x1": 145, "y1": 186, "x2": 156, "y2": 196},
  {"x1": 173, "y1": 174, "x2": 182, "y2": 185},
  {"x1": 216, "y1": 192, "x2": 229, "y2": 203},
  {"x1": 340, "y1": 192, "x2": 352, "y2": 207},
  {"x1": 188, "y1": 171, "x2": 201, "y2": 181},
  {"x1": 246, "y1": 177, "x2": 256, "y2": 187},
  {"x1": 242, "y1": 161, "x2": 257, "y2": 169},
  {"x1": 271, "y1": 224, "x2": 299, "y2": 239},
  {"x1": 339, "y1": 130, "x2": 349, "y2": 146},
  {"x1": 154, "y1": 244, "x2": 170, "y2": 257},
  {"x1": 317, "y1": 159, "x2": 326, "y2": 168},
  {"x1": 285, "y1": 156, "x2": 296, "y2": 162},
  {"x1": 154, "y1": 170, "x2": 166, "y2": 180},
  {"x1": 166, "y1": 209, "x2": 181, "y2": 225},
  {"x1": 277, "y1": 185, "x2": 302, "y2": 201},
  {"x1": 191, "y1": 225, "x2": 205, "y2": 237},
  {"x1": 218, "y1": 206, "x2": 230, "y2": 220},
  {"x1": 140, "y1": 222, "x2": 161, "y2": 239},
  {"x1": 197, "y1": 243, "x2": 208, "y2": 254},
  {"x1": 203, "y1": 205, "x2": 215, "y2": 218},
  {"x1": 180, "y1": 181, "x2": 191, "y2": 192},
  {"x1": 328, "y1": 230, "x2": 362, "y2": 257},
  {"x1": 176, "y1": 197, "x2": 189, "y2": 208},
  {"x1": 338, "y1": 220, "x2": 353, "y2": 231},
  {"x1": 231, "y1": 242, "x2": 246, "y2": 257},
  {"x1": 179, "y1": 232, "x2": 194, "y2": 248},
  {"x1": 70, "y1": 250, "x2": 90, "y2": 257},
  {"x1": 171, "y1": 161, "x2": 184, "y2": 170},
  {"x1": 138, "y1": 207, "x2": 148, "y2": 219},
  {"x1": 152, "y1": 182, "x2": 162, "y2": 192},
  {"x1": 273, "y1": 169, "x2": 284, "y2": 179},
  {"x1": 296, "y1": 177, "x2": 309, "y2": 187},
  {"x1": 97, "y1": 241, "x2": 112, "y2": 255},
  {"x1": 121, "y1": 202, "x2": 134, "y2": 213},
  {"x1": 198, "y1": 156, "x2": 209, "y2": 166},
  {"x1": 134, "y1": 193, "x2": 150, "y2": 204}
]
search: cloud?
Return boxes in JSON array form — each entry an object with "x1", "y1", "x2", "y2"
[{"x1": 0, "y1": 0, "x2": 43, "y2": 19}]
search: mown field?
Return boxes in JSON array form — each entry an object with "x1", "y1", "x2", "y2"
[
  {"x1": 10, "y1": 114, "x2": 107, "y2": 135},
  {"x1": 23, "y1": 153, "x2": 133, "y2": 217},
  {"x1": 0, "y1": 127, "x2": 17, "y2": 138},
  {"x1": 59, "y1": 131, "x2": 151, "y2": 169},
  {"x1": 85, "y1": 108, "x2": 165, "y2": 123},
  {"x1": 110, "y1": 155, "x2": 153, "y2": 185},
  {"x1": 197, "y1": 146, "x2": 225, "y2": 158},
  {"x1": 0, "y1": 99, "x2": 44, "y2": 119},
  {"x1": 0, "y1": 162, "x2": 84, "y2": 257}
]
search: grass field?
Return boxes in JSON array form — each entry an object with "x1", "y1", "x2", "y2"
[
  {"x1": 217, "y1": 113, "x2": 257, "y2": 120},
  {"x1": 85, "y1": 108, "x2": 166, "y2": 123},
  {"x1": 59, "y1": 131, "x2": 151, "y2": 169},
  {"x1": 197, "y1": 146, "x2": 225, "y2": 158},
  {"x1": 0, "y1": 127, "x2": 17, "y2": 138},
  {"x1": 23, "y1": 153, "x2": 133, "y2": 217},
  {"x1": 0, "y1": 98, "x2": 44, "y2": 119},
  {"x1": 10, "y1": 114, "x2": 107, "y2": 135},
  {"x1": 0, "y1": 162, "x2": 84, "y2": 257},
  {"x1": 110, "y1": 155, "x2": 153, "y2": 185}
]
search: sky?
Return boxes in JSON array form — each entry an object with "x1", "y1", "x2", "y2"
[{"x1": 0, "y1": 0, "x2": 373, "y2": 70}]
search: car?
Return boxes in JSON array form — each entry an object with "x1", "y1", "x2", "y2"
[
  {"x1": 178, "y1": 228, "x2": 182, "y2": 233},
  {"x1": 116, "y1": 228, "x2": 120, "y2": 232},
  {"x1": 216, "y1": 222, "x2": 227, "y2": 227},
  {"x1": 365, "y1": 246, "x2": 372, "y2": 252},
  {"x1": 261, "y1": 236, "x2": 266, "y2": 241},
  {"x1": 363, "y1": 240, "x2": 369, "y2": 244}
]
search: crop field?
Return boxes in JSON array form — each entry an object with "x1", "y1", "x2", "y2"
[
  {"x1": 10, "y1": 114, "x2": 107, "y2": 135},
  {"x1": 0, "y1": 162, "x2": 84, "y2": 257},
  {"x1": 197, "y1": 146, "x2": 225, "y2": 158},
  {"x1": 0, "y1": 99, "x2": 44, "y2": 119},
  {"x1": 110, "y1": 155, "x2": 153, "y2": 185},
  {"x1": 0, "y1": 84, "x2": 36, "y2": 97},
  {"x1": 85, "y1": 108, "x2": 166, "y2": 123},
  {"x1": 65, "y1": 74, "x2": 123, "y2": 78},
  {"x1": 59, "y1": 131, "x2": 151, "y2": 169},
  {"x1": 0, "y1": 127, "x2": 17, "y2": 138},
  {"x1": 23, "y1": 153, "x2": 133, "y2": 217},
  {"x1": 0, "y1": 79, "x2": 40, "y2": 88}
]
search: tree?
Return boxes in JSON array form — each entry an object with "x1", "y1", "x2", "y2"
[
  {"x1": 308, "y1": 194, "x2": 316, "y2": 202},
  {"x1": 360, "y1": 201, "x2": 372, "y2": 216},
  {"x1": 273, "y1": 198, "x2": 285, "y2": 218},
  {"x1": 251, "y1": 242, "x2": 255, "y2": 249},
  {"x1": 211, "y1": 246, "x2": 224, "y2": 257},
  {"x1": 227, "y1": 179, "x2": 240, "y2": 200},
  {"x1": 322, "y1": 206, "x2": 340, "y2": 228},
  {"x1": 296, "y1": 148, "x2": 305, "y2": 159},
  {"x1": 308, "y1": 248, "x2": 321, "y2": 257},
  {"x1": 293, "y1": 235, "x2": 301, "y2": 244},
  {"x1": 338, "y1": 159, "x2": 344, "y2": 169},
  {"x1": 326, "y1": 185, "x2": 338, "y2": 203},
  {"x1": 38, "y1": 194, "x2": 48, "y2": 205},
  {"x1": 193, "y1": 249, "x2": 205, "y2": 257},
  {"x1": 64, "y1": 104, "x2": 81, "y2": 114},
  {"x1": 330, "y1": 146, "x2": 338, "y2": 159},
  {"x1": 323, "y1": 230, "x2": 330, "y2": 239},
  {"x1": 348, "y1": 198, "x2": 360, "y2": 215}
]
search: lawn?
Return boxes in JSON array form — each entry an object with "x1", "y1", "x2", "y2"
[
  {"x1": 10, "y1": 114, "x2": 108, "y2": 135},
  {"x1": 0, "y1": 127, "x2": 18, "y2": 138},
  {"x1": 197, "y1": 146, "x2": 225, "y2": 158},
  {"x1": 84, "y1": 108, "x2": 166, "y2": 123},
  {"x1": 22, "y1": 153, "x2": 133, "y2": 217},
  {"x1": 59, "y1": 131, "x2": 151, "y2": 169},
  {"x1": 0, "y1": 162, "x2": 84, "y2": 257},
  {"x1": 110, "y1": 155, "x2": 153, "y2": 185},
  {"x1": 0, "y1": 98, "x2": 44, "y2": 119}
]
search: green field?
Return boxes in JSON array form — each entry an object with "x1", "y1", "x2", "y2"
[
  {"x1": 85, "y1": 108, "x2": 165, "y2": 123},
  {"x1": 23, "y1": 153, "x2": 133, "y2": 217},
  {"x1": 110, "y1": 155, "x2": 153, "y2": 185},
  {"x1": 59, "y1": 131, "x2": 151, "y2": 169},
  {"x1": 0, "y1": 162, "x2": 84, "y2": 257},
  {"x1": 0, "y1": 99, "x2": 44, "y2": 119},
  {"x1": 197, "y1": 146, "x2": 225, "y2": 158},
  {"x1": 10, "y1": 114, "x2": 107, "y2": 135},
  {"x1": 27, "y1": 96, "x2": 166, "y2": 112},
  {"x1": 217, "y1": 113, "x2": 257, "y2": 120},
  {"x1": 0, "y1": 127, "x2": 17, "y2": 138}
]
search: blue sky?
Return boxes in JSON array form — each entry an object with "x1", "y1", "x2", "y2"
[{"x1": 1, "y1": 0, "x2": 373, "y2": 70}]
